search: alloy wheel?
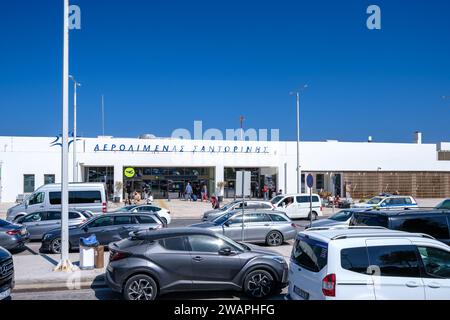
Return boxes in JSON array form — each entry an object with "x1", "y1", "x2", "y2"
[
  {"x1": 127, "y1": 279, "x2": 155, "y2": 300},
  {"x1": 266, "y1": 231, "x2": 283, "y2": 246},
  {"x1": 51, "y1": 238, "x2": 62, "y2": 254},
  {"x1": 246, "y1": 271, "x2": 273, "y2": 298}
]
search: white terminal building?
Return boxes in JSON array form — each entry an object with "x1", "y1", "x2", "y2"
[{"x1": 0, "y1": 133, "x2": 450, "y2": 203}]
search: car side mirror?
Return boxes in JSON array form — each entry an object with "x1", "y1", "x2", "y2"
[
  {"x1": 224, "y1": 221, "x2": 230, "y2": 227},
  {"x1": 218, "y1": 247, "x2": 235, "y2": 256}
]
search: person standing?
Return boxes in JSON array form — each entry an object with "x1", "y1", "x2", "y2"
[
  {"x1": 202, "y1": 184, "x2": 208, "y2": 202},
  {"x1": 185, "y1": 182, "x2": 193, "y2": 201},
  {"x1": 263, "y1": 184, "x2": 269, "y2": 201}
]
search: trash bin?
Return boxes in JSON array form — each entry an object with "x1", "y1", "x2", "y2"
[
  {"x1": 79, "y1": 235, "x2": 99, "y2": 270},
  {"x1": 95, "y1": 245, "x2": 105, "y2": 269}
]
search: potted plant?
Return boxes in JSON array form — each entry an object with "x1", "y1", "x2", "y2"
[{"x1": 114, "y1": 181, "x2": 123, "y2": 203}]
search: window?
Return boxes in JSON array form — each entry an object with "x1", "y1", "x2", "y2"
[
  {"x1": 436, "y1": 200, "x2": 450, "y2": 210},
  {"x1": 114, "y1": 216, "x2": 134, "y2": 225},
  {"x1": 391, "y1": 216, "x2": 450, "y2": 240},
  {"x1": 341, "y1": 247, "x2": 370, "y2": 275},
  {"x1": 270, "y1": 214, "x2": 288, "y2": 222},
  {"x1": 159, "y1": 237, "x2": 187, "y2": 251},
  {"x1": 136, "y1": 215, "x2": 157, "y2": 224},
  {"x1": 69, "y1": 212, "x2": 81, "y2": 219},
  {"x1": 260, "y1": 203, "x2": 273, "y2": 209},
  {"x1": 404, "y1": 198, "x2": 413, "y2": 205},
  {"x1": 316, "y1": 174, "x2": 324, "y2": 189},
  {"x1": 46, "y1": 211, "x2": 61, "y2": 220},
  {"x1": 49, "y1": 191, "x2": 102, "y2": 205},
  {"x1": 279, "y1": 197, "x2": 294, "y2": 207},
  {"x1": 296, "y1": 196, "x2": 320, "y2": 203},
  {"x1": 23, "y1": 212, "x2": 45, "y2": 223},
  {"x1": 23, "y1": 175, "x2": 35, "y2": 193},
  {"x1": 245, "y1": 213, "x2": 271, "y2": 223},
  {"x1": 291, "y1": 236, "x2": 328, "y2": 272},
  {"x1": 418, "y1": 247, "x2": 450, "y2": 279},
  {"x1": 28, "y1": 192, "x2": 45, "y2": 206},
  {"x1": 228, "y1": 215, "x2": 243, "y2": 225},
  {"x1": 188, "y1": 235, "x2": 228, "y2": 253},
  {"x1": 44, "y1": 174, "x2": 55, "y2": 185},
  {"x1": 367, "y1": 245, "x2": 421, "y2": 278},
  {"x1": 88, "y1": 216, "x2": 113, "y2": 228},
  {"x1": 137, "y1": 206, "x2": 160, "y2": 212},
  {"x1": 351, "y1": 214, "x2": 389, "y2": 228},
  {"x1": 330, "y1": 210, "x2": 354, "y2": 222}
]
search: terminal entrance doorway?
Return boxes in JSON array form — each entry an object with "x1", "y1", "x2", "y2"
[{"x1": 123, "y1": 167, "x2": 215, "y2": 200}]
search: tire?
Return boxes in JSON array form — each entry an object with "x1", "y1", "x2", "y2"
[
  {"x1": 123, "y1": 274, "x2": 158, "y2": 301},
  {"x1": 265, "y1": 231, "x2": 283, "y2": 246},
  {"x1": 243, "y1": 270, "x2": 275, "y2": 299},
  {"x1": 50, "y1": 238, "x2": 62, "y2": 254},
  {"x1": 308, "y1": 211, "x2": 318, "y2": 221}
]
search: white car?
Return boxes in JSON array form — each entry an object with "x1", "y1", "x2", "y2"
[
  {"x1": 353, "y1": 195, "x2": 418, "y2": 210},
  {"x1": 287, "y1": 226, "x2": 450, "y2": 300},
  {"x1": 115, "y1": 205, "x2": 171, "y2": 225},
  {"x1": 270, "y1": 194, "x2": 323, "y2": 220}
]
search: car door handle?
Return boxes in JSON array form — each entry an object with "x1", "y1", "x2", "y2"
[
  {"x1": 428, "y1": 282, "x2": 441, "y2": 289},
  {"x1": 264, "y1": 224, "x2": 270, "y2": 226},
  {"x1": 192, "y1": 256, "x2": 204, "y2": 262},
  {"x1": 406, "y1": 281, "x2": 420, "y2": 288}
]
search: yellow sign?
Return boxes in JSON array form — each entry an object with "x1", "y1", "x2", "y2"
[{"x1": 124, "y1": 167, "x2": 136, "y2": 178}]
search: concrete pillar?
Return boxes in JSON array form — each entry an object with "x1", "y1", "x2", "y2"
[
  {"x1": 114, "y1": 164, "x2": 124, "y2": 202},
  {"x1": 215, "y1": 164, "x2": 224, "y2": 197}
]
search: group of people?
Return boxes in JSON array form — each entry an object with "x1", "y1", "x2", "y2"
[
  {"x1": 183, "y1": 183, "x2": 209, "y2": 202},
  {"x1": 124, "y1": 190, "x2": 153, "y2": 205}
]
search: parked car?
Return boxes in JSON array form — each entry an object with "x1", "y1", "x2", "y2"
[
  {"x1": 270, "y1": 194, "x2": 323, "y2": 220},
  {"x1": 0, "y1": 247, "x2": 14, "y2": 300},
  {"x1": 113, "y1": 205, "x2": 171, "y2": 225},
  {"x1": 0, "y1": 219, "x2": 30, "y2": 252},
  {"x1": 191, "y1": 210, "x2": 297, "y2": 246},
  {"x1": 202, "y1": 200, "x2": 273, "y2": 222},
  {"x1": 435, "y1": 199, "x2": 450, "y2": 210},
  {"x1": 41, "y1": 213, "x2": 164, "y2": 254},
  {"x1": 106, "y1": 227, "x2": 289, "y2": 300},
  {"x1": 15, "y1": 210, "x2": 92, "y2": 240},
  {"x1": 352, "y1": 195, "x2": 418, "y2": 210},
  {"x1": 6, "y1": 183, "x2": 107, "y2": 222},
  {"x1": 349, "y1": 210, "x2": 450, "y2": 245},
  {"x1": 306, "y1": 208, "x2": 371, "y2": 229},
  {"x1": 287, "y1": 226, "x2": 450, "y2": 300}
]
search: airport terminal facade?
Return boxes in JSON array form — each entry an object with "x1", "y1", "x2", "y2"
[{"x1": 1, "y1": 135, "x2": 450, "y2": 203}]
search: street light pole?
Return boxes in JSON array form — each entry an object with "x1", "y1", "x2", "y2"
[
  {"x1": 55, "y1": 0, "x2": 74, "y2": 272},
  {"x1": 290, "y1": 85, "x2": 308, "y2": 194},
  {"x1": 69, "y1": 75, "x2": 81, "y2": 182}
]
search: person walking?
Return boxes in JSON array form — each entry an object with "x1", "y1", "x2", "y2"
[
  {"x1": 263, "y1": 185, "x2": 269, "y2": 201},
  {"x1": 202, "y1": 184, "x2": 208, "y2": 202},
  {"x1": 185, "y1": 182, "x2": 193, "y2": 201}
]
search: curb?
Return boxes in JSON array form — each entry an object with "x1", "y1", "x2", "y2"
[{"x1": 13, "y1": 276, "x2": 107, "y2": 293}]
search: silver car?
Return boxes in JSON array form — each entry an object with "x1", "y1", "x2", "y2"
[
  {"x1": 192, "y1": 210, "x2": 297, "y2": 246},
  {"x1": 202, "y1": 200, "x2": 273, "y2": 221},
  {"x1": 307, "y1": 208, "x2": 371, "y2": 229},
  {"x1": 16, "y1": 210, "x2": 92, "y2": 240}
]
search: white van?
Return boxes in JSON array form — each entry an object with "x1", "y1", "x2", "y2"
[
  {"x1": 6, "y1": 183, "x2": 107, "y2": 222},
  {"x1": 287, "y1": 227, "x2": 450, "y2": 300},
  {"x1": 270, "y1": 194, "x2": 323, "y2": 220}
]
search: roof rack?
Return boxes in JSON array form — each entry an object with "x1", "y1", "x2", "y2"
[
  {"x1": 331, "y1": 233, "x2": 435, "y2": 240},
  {"x1": 306, "y1": 226, "x2": 387, "y2": 232}
]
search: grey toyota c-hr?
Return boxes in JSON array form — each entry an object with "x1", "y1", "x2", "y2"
[{"x1": 106, "y1": 228, "x2": 289, "y2": 300}]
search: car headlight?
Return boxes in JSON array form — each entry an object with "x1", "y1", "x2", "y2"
[{"x1": 271, "y1": 256, "x2": 286, "y2": 264}]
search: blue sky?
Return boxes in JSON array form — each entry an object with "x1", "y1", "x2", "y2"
[{"x1": 0, "y1": 0, "x2": 449, "y2": 143}]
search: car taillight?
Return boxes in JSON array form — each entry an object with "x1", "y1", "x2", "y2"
[
  {"x1": 110, "y1": 250, "x2": 130, "y2": 262},
  {"x1": 6, "y1": 229, "x2": 21, "y2": 236},
  {"x1": 102, "y1": 202, "x2": 107, "y2": 213},
  {"x1": 322, "y1": 274, "x2": 336, "y2": 297}
]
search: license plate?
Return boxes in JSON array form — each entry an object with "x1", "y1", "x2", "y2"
[
  {"x1": 0, "y1": 289, "x2": 11, "y2": 300},
  {"x1": 294, "y1": 286, "x2": 310, "y2": 300}
]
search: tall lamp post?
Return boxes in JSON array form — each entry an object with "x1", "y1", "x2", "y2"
[
  {"x1": 290, "y1": 85, "x2": 308, "y2": 193},
  {"x1": 69, "y1": 75, "x2": 81, "y2": 182},
  {"x1": 55, "y1": 0, "x2": 74, "y2": 272}
]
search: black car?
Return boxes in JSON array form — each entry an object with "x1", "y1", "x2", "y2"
[
  {"x1": 0, "y1": 247, "x2": 14, "y2": 300},
  {"x1": 350, "y1": 209, "x2": 450, "y2": 245},
  {"x1": 41, "y1": 213, "x2": 164, "y2": 254},
  {"x1": 106, "y1": 228, "x2": 289, "y2": 300}
]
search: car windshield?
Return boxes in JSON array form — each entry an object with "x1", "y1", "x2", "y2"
[
  {"x1": 270, "y1": 196, "x2": 283, "y2": 205},
  {"x1": 220, "y1": 201, "x2": 238, "y2": 211},
  {"x1": 435, "y1": 200, "x2": 450, "y2": 210},
  {"x1": 114, "y1": 205, "x2": 136, "y2": 212},
  {"x1": 0, "y1": 219, "x2": 11, "y2": 227},
  {"x1": 329, "y1": 210, "x2": 354, "y2": 222},
  {"x1": 213, "y1": 211, "x2": 236, "y2": 225},
  {"x1": 367, "y1": 197, "x2": 384, "y2": 204}
]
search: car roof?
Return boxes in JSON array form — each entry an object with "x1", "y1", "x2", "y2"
[
  {"x1": 299, "y1": 227, "x2": 432, "y2": 243},
  {"x1": 276, "y1": 193, "x2": 320, "y2": 197},
  {"x1": 225, "y1": 209, "x2": 283, "y2": 215},
  {"x1": 131, "y1": 227, "x2": 217, "y2": 241},
  {"x1": 353, "y1": 209, "x2": 450, "y2": 217}
]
